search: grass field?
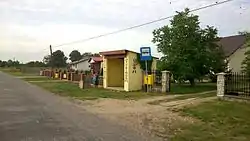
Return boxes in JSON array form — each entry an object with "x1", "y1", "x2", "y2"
[
  {"x1": 169, "y1": 100, "x2": 250, "y2": 141},
  {"x1": 0, "y1": 67, "x2": 38, "y2": 76}
]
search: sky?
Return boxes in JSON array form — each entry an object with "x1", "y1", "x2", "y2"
[{"x1": 0, "y1": 0, "x2": 250, "y2": 63}]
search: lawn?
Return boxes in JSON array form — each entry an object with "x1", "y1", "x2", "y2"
[
  {"x1": 170, "y1": 83, "x2": 216, "y2": 94},
  {"x1": 169, "y1": 100, "x2": 250, "y2": 141},
  {"x1": 31, "y1": 81, "x2": 165, "y2": 100}
]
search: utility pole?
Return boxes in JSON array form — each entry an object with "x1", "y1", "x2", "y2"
[
  {"x1": 49, "y1": 45, "x2": 54, "y2": 78},
  {"x1": 49, "y1": 45, "x2": 53, "y2": 68}
]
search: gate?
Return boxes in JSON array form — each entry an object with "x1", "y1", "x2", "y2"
[{"x1": 225, "y1": 72, "x2": 250, "y2": 98}]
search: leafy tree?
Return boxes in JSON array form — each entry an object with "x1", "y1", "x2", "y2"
[
  {"x1": 0, "y1": 60, "x2": 7, "y2": 67},
  {"x1": 43, "y1": 55, "x2": 51, "y2": 65},
  {"x1": 50, "y1": 50, "x2": 68, "y2": 68},
  {"x1": 241, "y1": 32, "x2": 250, "y2": 75},
  {"x1": 69, "y1": 50, "x2": 82, "y2": 62},
  {"x1": 82, "y1": 52, "x2": 92, "y2": 58},
  {"x1": 152, "y1": 8, "x2": 226, "y2": 86}
]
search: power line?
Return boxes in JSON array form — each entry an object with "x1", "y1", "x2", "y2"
[{"x1": 48, "y1": 0, "x2": 234, "y2": 50}]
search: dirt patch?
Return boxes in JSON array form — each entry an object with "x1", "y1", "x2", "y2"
[
  {"x1": 72, "y1": 93, "x2": 216, "y2": 140},
  {"x1": 73, "y1": 95, "x2": 211, "y2": 139}
]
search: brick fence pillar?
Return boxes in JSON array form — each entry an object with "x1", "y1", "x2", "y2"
[
  {"x1": 161, "y1": 71, "x2": 170, "y2": 93},
  {"x1": 217, "y1": 72, "x2": 226, "y2": 98}
]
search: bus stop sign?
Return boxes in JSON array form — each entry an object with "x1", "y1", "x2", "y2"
[{"x1": 140, "y1": 47, "x2": 152, "y2": 61}]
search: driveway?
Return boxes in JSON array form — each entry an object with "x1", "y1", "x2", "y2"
[{"x1": 0, "y1": 72, "x2": 157, "y2": 141}]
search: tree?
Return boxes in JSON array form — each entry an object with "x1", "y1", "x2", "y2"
[
  {"x1": 50, "y1": 50, "x2": 68, "y2": 68},
  {"x1": 82, "y1": 52, "x2": 92, "y2": 58},
  {"x1": 69, "y1": 50, "x2": 82, "y2": 62},
  {"x1": 241, "y1": 32, "x2": 250, "y2": 75},
  {"x1": 43, "y1": 55, "x2": 51, "y2": 65},
  {"x1": 152, "y1": 8, "x2": 226, "y2": 86},
  {"x1": 0, "y1": 60, "x2": 7, "y2": 67}
]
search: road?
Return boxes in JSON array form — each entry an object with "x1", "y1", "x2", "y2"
[{"x1": 0, "y1": 72, "x2": 156, "y2": 141}]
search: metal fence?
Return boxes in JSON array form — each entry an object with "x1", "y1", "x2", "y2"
[{"x1": 225, "y1": 72, "x2": 250, "y2": 98}]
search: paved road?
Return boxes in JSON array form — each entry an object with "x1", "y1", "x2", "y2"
[{"x1": 0, "y1": 72, "x2": 157, "y2": 141}]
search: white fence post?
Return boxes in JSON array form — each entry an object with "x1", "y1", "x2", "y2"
[
  {"x1": 161, "y1": 71, "x2": 170, "y2": 93},
  {"x1": 217, "y1": 72, "x2": 226, "y2": 98}
]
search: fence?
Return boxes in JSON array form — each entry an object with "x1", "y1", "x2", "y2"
[{"x1": 225, "y1": 72, "x2": 250, "y2": 98}]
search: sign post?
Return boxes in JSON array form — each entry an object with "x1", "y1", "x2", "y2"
[{"x1": 140, "y1": 47, "x2": 152, "y2": 93}]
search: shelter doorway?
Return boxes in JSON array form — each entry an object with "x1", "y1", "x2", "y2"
[{"x1": 107, "y1": 58, "x2": 124, "y2": 90}]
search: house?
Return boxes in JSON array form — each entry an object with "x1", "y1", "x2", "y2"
[
  {"x1": 99, "y1": 49, "x2": 158, "y2": 92},
  {"x1": 69, "y1": 56, "x2": 91, "y2": 71},
  {"x1": 88, "y1": 56, "x2": 103, "y2": 74},
  {"x1": 219, "y1": 35, "x2": 247, "y2": 72}
]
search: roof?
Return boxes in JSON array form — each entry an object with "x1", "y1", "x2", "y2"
[
  {"x1": 70, "y1": 56, "x2": 90, "y2": 65},
  {"x1": 89, "y1": 57, "x2": 103, "y2": 64},
  {"x1": 100, "y1": 49, "x2": 159, "y2": 59},
  {"x1": 219, "y1": 35, "x2": 246, "y2": 57}
]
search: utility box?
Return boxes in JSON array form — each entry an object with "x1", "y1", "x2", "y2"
[{"x1": 144, "y1": 75, "x2": 153, "y2": 85}]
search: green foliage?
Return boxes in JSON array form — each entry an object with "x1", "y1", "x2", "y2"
[
  {"x1": 136, "y1": 54, "x2": 153, "y2": 72},
  {"x1": 69, "y1": 50, "x2": 82, "y2": 62},
  {"x1": 152, "y1": 8, "x2": 226, "y2": 85},
  {"x1": 82, "y1": 52, "x2": 92, "y2": 58},
  {"x1": 241, "y1": 33, "x2": 250, "y2": 75},
  {"x1": 50, "y1": 50, "x2": 68, "y2": 68},
  {"x1": 0, "y1": 59, "x2": 20, "y2": 67}
]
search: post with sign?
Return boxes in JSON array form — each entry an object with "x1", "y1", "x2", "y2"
[{"x1": 140, "y1": 47, "x2": 152, "y2": 93}]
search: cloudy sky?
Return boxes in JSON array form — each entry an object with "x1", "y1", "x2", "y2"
[{"x1": 0, "y1": 0, "x2": 249, "y2": 62}]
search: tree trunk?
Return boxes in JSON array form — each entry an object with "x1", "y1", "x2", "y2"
[{"x1": 189, "y1": 78, "x2": 195, "y2": 87}]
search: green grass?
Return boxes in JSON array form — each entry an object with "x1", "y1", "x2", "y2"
[
  {"x1": 31, "y1": 81, "x2": 164, "y2": 100},
  {"x1": 170, "y1": 100, "x2": 250, "y2": 141},
  {"x1": 22, "y1": 77, "x2": 53, "y2": 81},
  {"x1": 170, "y1": 83, "x2": 216, "y2": 94}
]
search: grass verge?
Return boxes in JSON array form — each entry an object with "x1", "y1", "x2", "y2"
[
  {"x1": 22, "y1": 77, "x2": 53, "y2": 81},
  {"x1": 168, "y1": 100, "x2": 250, "y2": 141},
  {"x1": 31, "y1": 81, "x2": 165, "y2": 100},
  {"x1": 170, "y1": 83, "x2": 216, "y2": 94}
]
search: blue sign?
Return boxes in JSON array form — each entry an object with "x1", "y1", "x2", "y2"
[{"x1": 140, "y1": 47, "x2": 152, "y2": 61}]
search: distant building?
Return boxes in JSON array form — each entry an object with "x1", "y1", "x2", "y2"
[
  {"x1": 69, "y1": 56, "x2": 91, "y2": 71},
  {"x1": 219, "y1": 35, "x2": 247, "y2": 72}
]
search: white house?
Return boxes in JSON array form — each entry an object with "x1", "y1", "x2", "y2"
[{"x1": 69, "y1": 56, "x2": 91, "y2": 71}]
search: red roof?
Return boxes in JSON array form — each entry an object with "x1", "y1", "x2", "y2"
[{"x1": 90, "y1": 57, "x2": 103, "y2": 63}]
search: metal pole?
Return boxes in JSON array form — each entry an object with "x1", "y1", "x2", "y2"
[
  {"x1": 49, "y1": 45, "x2": 53, "y2": 78},
  {"x1": 145, "y1": 60, "x2": 148, "y2": 93}
]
